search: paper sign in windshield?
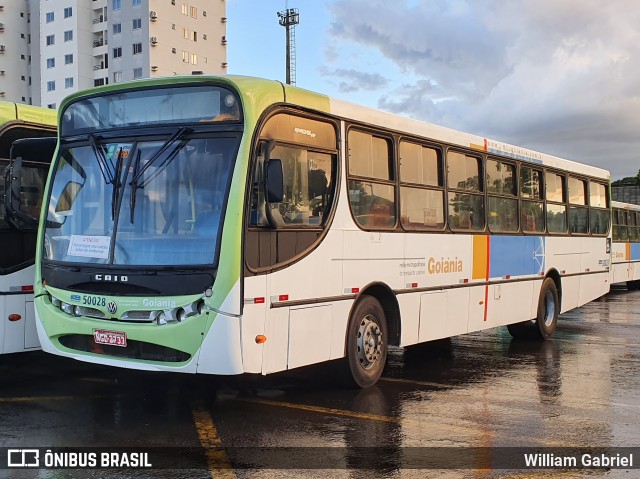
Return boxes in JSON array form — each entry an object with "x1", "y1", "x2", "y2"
[{"x1": 67, "y1": 235, "x2": 111, "y2": 259}]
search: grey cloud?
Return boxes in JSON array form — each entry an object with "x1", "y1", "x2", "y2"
[
  {"x1": 326, "y1": 0, "x2": 640, "y2": 178},
  {"x1": 319, "y1": 67, "x2": 389, "y2": 92},
  {"x1": 328, "y1": 0, "x2": 514, "y2": 101}
]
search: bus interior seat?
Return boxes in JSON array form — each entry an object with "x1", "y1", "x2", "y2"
[
  {"x1": 268, "y1": 206, "x2": 285, "y2": 228},
  {"x1": 370, "y1": 203, "x2": 392, "y2": 227},
  {"x1": 458, "y1": 210, "x2": 472, "y2": 229}
]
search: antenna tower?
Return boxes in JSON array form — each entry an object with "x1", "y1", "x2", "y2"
[{"x1": 277, "y1": 7, "x2": 300, "y2": 85}]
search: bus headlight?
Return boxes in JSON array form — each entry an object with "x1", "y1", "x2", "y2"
[
  {"x1": 155, "y1": 311, "x2": 167, "y2": 325},
  {"x1": 196, "y1": 299, "x2": 205, "y2": 314},
  {"x1": 182, "y1": 299, "x2": 205, "y2": 317},
  {"x1": 151, "y1": 300, "x2": 205, "y2": 325},
  {"x1": 60, "y1": 302, "x2": 74, "y2": 315}
]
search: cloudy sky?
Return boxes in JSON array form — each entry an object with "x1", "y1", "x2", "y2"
[{"x1": 227, "y1": 0, "x2": 640, "y2": 180}]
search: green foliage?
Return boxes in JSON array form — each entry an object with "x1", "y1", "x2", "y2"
[{"x1": 611, "y1": 169, "x2": 640, "y2": 186}]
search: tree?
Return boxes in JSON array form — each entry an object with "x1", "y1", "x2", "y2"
[{"x1": 611, "y1": 169, "x2": 640, "y2": 186}]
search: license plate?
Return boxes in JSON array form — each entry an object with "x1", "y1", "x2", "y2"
[{"x1": 93, "y1": 329, "x2": 127, "y2": 347}]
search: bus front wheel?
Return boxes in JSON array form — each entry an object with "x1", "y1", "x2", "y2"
[
  {"x1": 508, "y1": 278, "x2": 559, "y2": 340},
  {"x1": 346, "y1": 296, "x2": 388, "y2": 388}
]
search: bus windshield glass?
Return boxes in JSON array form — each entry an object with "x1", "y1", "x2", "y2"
[
  {"x1": 61, "y1": 85, "x2": 241, "y2": 135},
  {"x1": 43, "y1": 134, "x2": 238, "y2": 266}
]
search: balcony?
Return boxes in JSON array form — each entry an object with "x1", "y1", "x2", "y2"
[{"x1": 93, "y1": 38, "x2": 106, "y2": 47}]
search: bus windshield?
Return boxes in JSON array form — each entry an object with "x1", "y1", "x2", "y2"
[{"x1": 43, "y1": 134, "x2": 238, "y2": 267}]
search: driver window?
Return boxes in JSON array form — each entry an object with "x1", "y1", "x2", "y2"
[
  {"x1": 246, "y1": 112, "x2": 338, "y2": 271},
  {"x1": 267, "y1": 145, "x2": 333, "y2": 228},
  {"x1": 250, "y1": 145, "x2": 334, "y2": 228}
]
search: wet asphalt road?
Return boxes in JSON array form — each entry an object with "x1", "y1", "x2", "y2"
[{"x1": 0, "y1": 287, "x2": 639, "y2": 478}]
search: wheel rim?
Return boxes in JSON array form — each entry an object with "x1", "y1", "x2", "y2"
[
  {"x1": 357, "y1": 314, "x2": 383, "y2": 370},
  {"x1": 543, "y1": 290, "x2": 556, "y2": 327}
]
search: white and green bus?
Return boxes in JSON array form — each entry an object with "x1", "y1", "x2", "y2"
[
  {"x1": 610, "y1": 200, "x2": 640, "y2": 289},
  {"x1": 0, "y1": 102, "x2": 56, "y2": 354},
  {"x1": 20, "y1": 76, "x2": 612, "y2": 386}
]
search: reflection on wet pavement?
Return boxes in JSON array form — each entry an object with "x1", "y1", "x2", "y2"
[{"x1": 0, "y1": 289, "x2": 638, "y2": 478}]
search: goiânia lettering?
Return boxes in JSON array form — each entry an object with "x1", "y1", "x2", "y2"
[{"x1": 427, "y1": 257, "x2": 463, "y2": 274}]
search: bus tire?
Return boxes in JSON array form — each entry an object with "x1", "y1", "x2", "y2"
[
  {"x1": 508, "y1": 278, "x2": 559, "y2": 340},
  {"x1": 627, "y1": 280, "x2": 640, "y2": 291},
  {"x1": 346, "y1": 295, "x2": 388, "y2": 388}
]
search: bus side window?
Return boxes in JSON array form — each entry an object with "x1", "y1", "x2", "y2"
[
  {"x1": 347, "y1": 130, "x2": 396, "y2": 230},
  {"x1": 446, "y1": 151, "x2": 484, "y2": 232},
  {"x1": 521, "y1": 209, "x2": 536, "y2": 231},
  {"x1": 520, "y1": 166, "x2": 544, "y2": 233},
  {"x1": 458, "y1": 210, "x2": 472, "y2": 228},
  {"x1": 487, "y1": 159, "x2": 517, "y2": 233},
  {"x1": 399, "y1": 141, "x2": 445, "y2": 231}
]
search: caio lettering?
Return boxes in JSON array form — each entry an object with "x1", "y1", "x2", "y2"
[{"x1": 94, "y1": 274, "x2": 128, "y2": 282}]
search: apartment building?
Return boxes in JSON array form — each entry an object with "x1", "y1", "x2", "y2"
[
  {"x1": 0, "y1": 0, "x2": 227, "y2": 108},
  {"x1": 0, "y1": 0, "x2": 42, "y2": 105}
]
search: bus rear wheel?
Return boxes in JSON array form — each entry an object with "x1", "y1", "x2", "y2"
[
  {"x1": 346, "y1": 296, "x2": 388, "y2": 388},
  {"x1": 627, "y1": 280, "x2": 640, "y2": 291},
  {"x1": 508, "y1": 278, "x2": 559, "y2": 340}
]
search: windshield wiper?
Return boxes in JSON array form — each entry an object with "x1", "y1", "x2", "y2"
[
  {"x1": 89, "y1": 133, "x2": 115, "y2": 185},
  {"x1": 130, "y1": 127, "x2": 192, "y2": 187},
  {"x1": 129, "y1": 127, "x2": 193, "y2": 224},
  {"x1": 129, "y1": 150, "x2": 142, "y2": 223},
  {"x1": 128, "y1": 127, "x2": 192, "y2": 223},
  {"x1": 111, "y1": 146, "x2": 124, "y2": 220}
]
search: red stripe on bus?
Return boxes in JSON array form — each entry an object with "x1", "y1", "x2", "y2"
[{"x1": 484, "y1": 237, "x2": 490, "y2": 321}]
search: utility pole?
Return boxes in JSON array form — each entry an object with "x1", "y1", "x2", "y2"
[{"x1": 277, "y1": 7, "x2": 300, "y2": 85}]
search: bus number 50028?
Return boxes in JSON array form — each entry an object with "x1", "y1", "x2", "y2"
[{"x1": 82, "y1": 296, "x2": 106, "y2": 307}]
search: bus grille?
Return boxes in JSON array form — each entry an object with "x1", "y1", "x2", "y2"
[
  {"x1": 74, "y1": 306, "x2": 106, "y2": 319},
  {"x1": 119, "y1": 310, "x2": 156, "y2": 322},
  {"x1": 58, "y1": 334, "x2": 191, "y2": 363}
]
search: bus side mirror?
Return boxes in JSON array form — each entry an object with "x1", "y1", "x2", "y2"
[
  {"x1": 4, "y1": 156, "x2": 35, "y2": 229},
  {"x1": 5, "y1": 137, "x2": 57, "y2": 230},
  {"x1": 266, "y1": 159, "x2": 284, "y2": 203}
]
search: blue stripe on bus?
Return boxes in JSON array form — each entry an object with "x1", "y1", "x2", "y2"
[
  {"x1": 631, "y1": 243, "x2": 640, "y2": 261},
  {"x1": 489, "y1": 236, "x2": 545, "y2": 278}
]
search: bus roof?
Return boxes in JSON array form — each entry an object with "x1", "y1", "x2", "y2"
[
  {"x1": 0, "y1": 101, "x2": 57, "y2": 128},
  {"x1": 612, "y1": 200, "x2": 640, "y2": 210},
  {"x1": 58, "y1": 74, "x2": 610, "y2": 180},
  {"x1": 327, "y1": 96, "x2": 609, "y2": 180}
]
